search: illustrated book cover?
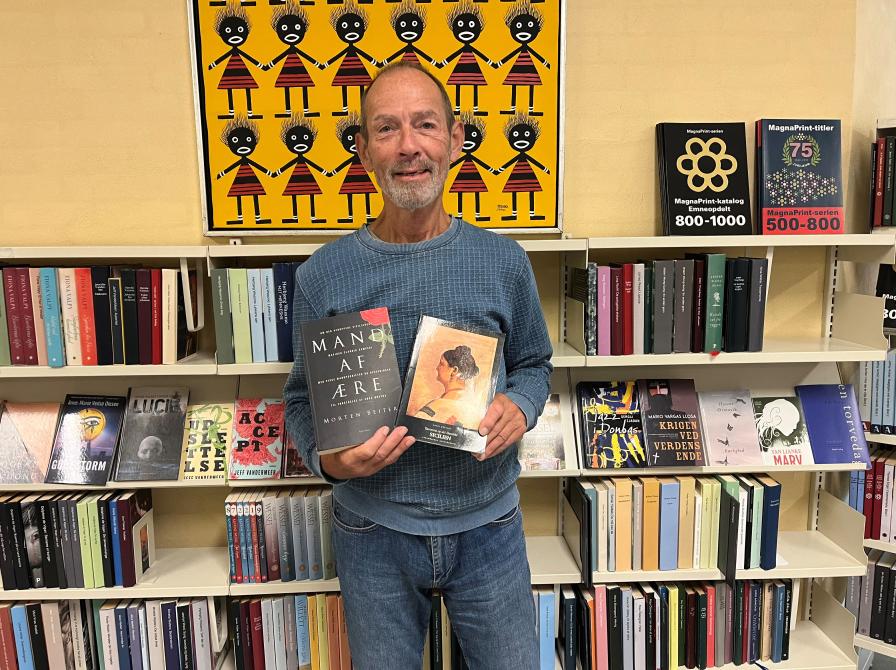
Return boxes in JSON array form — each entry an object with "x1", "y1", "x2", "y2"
[
  {"x1": 0, "y1": 402, "x2": 59, "y2": 483},
  {"x1": 114, "y1": 388, "x2": 190, "y2": 482},
  {"x1": 45, "y1": 395, "x2": 127, "y2": 485},
  {"x1": 575, "y1": 380, "x2": 646, "y2": 469},
  {"x1": 697, "y1": 390, "x2": 763, "y2": 466},
  {"x1": 178, "y1": 403, "x2": 232, "y2": 482},
  {"x1": 637, "y1": 379, "x2": 707, "y2": 467},
  {"x1": 229, "y1": 398, "x2": 285, "y2": 480},
  {"x1": 751, "y1": 396, "x2": 815, "y2": 467}
]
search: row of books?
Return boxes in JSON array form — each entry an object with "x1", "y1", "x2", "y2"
[
  {"x1": 657, "y1": 120, "x2": 843, "y2": 237},
  {"x1": 0, "y1": 491, "x2": 155, "y2": 593},
  {"x1": 557, "y1": 579, "x2": 794, "y2": 670},
  {"x1": 572, "y1": 475, "x2": 781, "y2": 576},
  {"x1": 855, "y1": 446, "x2": 896, "y2": 543},
  {"x1": 850, "y1": 549, "x2": 896, "y2": 644},
  {"x1": 576, "y1": 380, "x2": 869, "y2": 470},
  {"x1": 0, "y1": 266, "x2": 198, "y2": 368},
  {"x1": 569, "y1": 255, "x2": 767, "y2": 357},
  {"x1": 229, "y1": 593, "x2": 349, "y2": 670},
  {"x1": 211, "y1": 265, "x2": 301, "y2": 366},
  {"x1": 224, "y1": 489, "x2": 335, "y2": 586},
  {"x1": 868, "y1": 122, "x2": 896, "y2": 230},
  {"x1": 858, "y1": 354, "x2": 896, "y2": 433},
  {"x1": 0, "y1": 393, "x2": 312, "y2": 487}
]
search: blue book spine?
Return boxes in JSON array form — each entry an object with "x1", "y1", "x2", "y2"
[
  {"x1": 272, "y1": 262, "x2": 294, "y2": 362},
  {"x1": 295, "y1": 595, "x2": 311, "y2": 666},
  {"x1": 538, "y1": 590, "x2": 555, "y2": 670},
  {"x1": 114, "y1": 605, "x2": 133, "y2": 670},
  {"x1": 225, "y1": 503, "x2": 236, "y2": 582},
  {"x1": 772, "y1": 582, "x2": 786, "y2": 662},
  {"x1": 875, "y1": 359, "x2": 886, "y2": 431},
  {"x1": 797, "y1": 384, "x2": 871, "y2": 465},
  {"x1": 161, "y1": 602, "x2": 180, "y2": 670},
  {"x1": 760, "y1": 480, "x2": 781, "y2": 570},
  {"x1": 246, "y1": 269, "x2": 266, "y2": 363},
  {"x1": 39, "y1": 268, "x2": 66, "y2": 367},
  {"x1": 110, "y1": 500, "x2": 123, "y2": 586},
  {"x1": 659, "y1": 480, "x2": 680, "y2": 570},
  {"x1": 11, "y1": 605, "x2": 34, "y2": 670},
  {"x1": 127, "y1": 604, "x2": 143, "y2": 670},
  {"x1": 858, "y1": 471, "x2": 866, "y2": 514},
  {"x1": 240, "y1": 501, "x2": 254, "y2": 583},
  {"x1": 849, "y1": 470, "x2": 858, "y2": 510},
  {"x1": 260, "y1": 268, "x2": 278, "y2": 362}
]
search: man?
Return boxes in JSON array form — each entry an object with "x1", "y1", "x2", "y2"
[{"x1": 283, "y1": 63, "x2": 552, "y2": 669}]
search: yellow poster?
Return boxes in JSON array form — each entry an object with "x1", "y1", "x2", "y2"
[{"x1": 191, "y1": 0, "x2": 563, "y2": 234}]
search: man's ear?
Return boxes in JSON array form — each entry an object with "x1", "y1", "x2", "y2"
[
  {"x1": 357, "y1": 132, "x2": 371, "y2": 171},
  {"x1": 449, "y1": 119, "x2": 464, "y2": 162}
]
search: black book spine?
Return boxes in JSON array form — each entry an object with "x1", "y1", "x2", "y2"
[
  {"x1": 27, "y1": 602, "x2": 50, "y2": 670},
  {"x1": 691, "y1": 259, "x2": 706, "y2": 353},
  {"x1": 229, "y1": 599, "x2": 244, "y2": 670},
  {"x1": 68, "y1": 497, "x2": 85, "y2": 589},
  {"x1": 136, "y1": 268, "x2": 153, "y2": 365},
  {"x1": 108, "y1": 277, "x2": 125, "y2": 365},
  {"x1": 659, "y1": 591, "x2": 669, "y2": 670},
  {"x1": 57, "y1": 498, "x2": 73, "y2": 591},
  {"x1": 678, "y1": 585, "x2": 686, "y2": 666},
  {"x1": 240, "y1": 600, "x2": 253, "y2": 670},
  {"x1": 885, "y1": 137, "x2": 895, "y2": 226},
  {"x1": 607, "y1": 586, "x2": 623, "y2": 670},
  {"x1": 885, "y1": 562, "x2": 896, "y2": 645},
  {"x1": 742, "y1": 483, "x2": 754, "y2": 569},
  {"x1": 749, "y1": 581, "x2": 761, "y2": 662},
  {"x1": 725, "y1": 258, "x2": 751, "y2": 352},
  {"x1": 686, "y1": 590, "x2": 696, "y2": 668},
  {"x1": 0, "y1": 500, "x2": 17, "y2": 590},
  {"x1": 120, "y1": 268, "x2": 139, "y2": 365},
  {"x1": 576, "y1": 589, "x2": 592, "y2": 670},
  {"x1": 747, "y1": 259, "x2": 768, "y2": 352},
  {"x1": 91, "y1": 266, "x2": 113, "y2": 365},
  {"x1": 7, "y1": 499, "x2": 29, "y2": 589},
  {"x1": 872, "y1": 558, "x2": 890, "y2": 639},
  {"x1": 47, "y1": 498, "x2": 66, "y2": 589},
  {"x1": 177, "y1": 602, "x2": 194, "y2": 670},
  {"x1": 697, "y1": 591, "x2": 708, "y2": 670},
  {"x1": 429, "y1": 592, "x2": 443, "y2": 670},
  {"x1": 733, "y1": 582, "x2": 744, "y2": 666},
  {"x1": 96, "y1": 496, "x2": 115, "y2": 588},
  {"x1": 645, "y1": 593, "x2": 656, "y2": 670},
  {"x1": 781, "y1": 580, "x2": 793, "y2": 660},
  {"x1": 36, "y1": 498, "x2": 58, "y2": 589},
  {"x1": 559, "y1": 593, "x2": 576, "y2": 670}
]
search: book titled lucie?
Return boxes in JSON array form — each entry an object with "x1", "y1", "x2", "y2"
[{"x1": 795, "y1": 384, "x2": 870, "y2": 466}]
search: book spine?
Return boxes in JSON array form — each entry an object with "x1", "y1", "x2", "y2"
[
  {"x1": 3, "y1": 268, "x2": 25, "y2": 365},
  {"x1": 277, "y1": 495, "x2": 295, "y2": 582},
  {"x1": 885, "y1": 137, "x2": 895, "y2": 226},
  {"x1": 27, "y1": 269, "x2": 47, "y2": 366},
  {"x1": 250, "y1": 499, "x2": 264, "y2": 583},
  {"x1": 610, "y1": 265, "x2": 623, "y2": 356},
  {"x1": 597, "y1": 266, "x2": 611, "y2": 357},
  {"x1": 120, "y1": 497, "x2": 137, "y2": 587},
  {"x1": 56, "y1": 268, "x2": 81, "y2": 365},
  {"x1": 76, "y1": 500, "x2": 94, "y2": 589},
  {"x1": 690, "y1": 259, "x2": 705, "y2": 353},
  {"x1": 290, "y1": 494, "x2": 309, "y2": 582},
  {"x1": 622, "y1": 263, "x2": 634, "y2": 355},
  {"x1": 228, "y1": 269, "x2": 252, "y2": 364},
  {"x1": 120, "y1": 268, "x2": 140, "y2": 365},
  {"x1": 11, "y1": 606, "x2": 34, "y2": 670},
  {"x1": 632, "y1": 263, "x2": 645, "y2": 356},
  {"x1": 73, "y1": 268, "x2": 96, "y2": 365},
  {"x1": 725, "y1": 258, "x2": 750, "y2": 352},
  {"x1": 35, "y1": 499, "x2": 56, "y2": 588},
  {"x1": 272, "y1": 262, "x2": 295, "y2": 362},
  {"x1": 90, "y1": 266, "x2": 113, "y2": 365},
  {"x1": 246, "y1": 269, "x2": 265, "y2": 363},
  {"x1": 15, "y1": 269, "x2": 38, "y2": 365},
  {"x1": 643, "y1": 263, "x2": 654, "y2": 354},
  {"x1": 6, "y1": 500, "x2": 28, "y2": 589},
  {"x1": 0, "y1": 279, "x2": 10, "y2": 366},
  {"x1": 47, "y1": 500, "x2": 66, "y2": 589},
  {"x1": 296, "y1": 595, "x2": 312, "y2": 669},
  {"x1": 38, "y1": 268, "x2": 65, "y2": 367},
  {"x1": 875, "y1": 137, "x2": 887, "y2": 228},
  {"x1": 658, "y1": 481, "x2": 679, "y2": 571},
  {"x1": 319, "y1": 492, "x2": 336, "y2": 580},
  {"x1": 652, "y1": 260, "x2": 674, "y2": 354},
  {"x1": 261, "y1": 496, "x2": 281, "y2": 582},
  {"x1": 26, "y1": 604, "x2": 48, "y2": 670},
  {"x1": 703, "y1": 254, "x2": 726, "y2": 352},
  {"x1": 150, "y1": 268, "x2": 162, "y2": 365},
  {"x1": 672, "y1": 259, "x2": 693, "y2": 353},
  {"x1": 747, "y1": 259, "x2": 768, "y2": 352},
  {"x1": 177, "y1": 602, "x2": 194, "y2": 670},
  {"x1": 110, "y1": 498, "x2": 123, "y2": 586},
  {"x1": 210, "y1": 269, "x2": 235, "y2": 365},
  {"x1": 97, "y1": 497, "x2": 114, "y2": 587},
  {"x1": 161, "y1": 268, "x2": 178, "y2": 365},
  {"x1": 261, "y1": 268, "x2": 278, "y2": 362},
  {"x1": 583, "y1": 263, "x2": 597, "y2": 356},
  {"x1": 107, "y1": 277, "x2": 125, "y2": 365},
  {"x1": 0, "y1": 501, "x2": 17, "y2": 590},
  {"x1": 127, "y1": 605, "x2": 143, "y2": 670},
  {"x1": 161, "y1": 602, "x2": 180, "y2": 670},
  {"x1": 305, "y1": 493, "x2": 323, "y2": 581},
  {"x1": 136, "y1": 268, "x2": 153, "y2": 365}
]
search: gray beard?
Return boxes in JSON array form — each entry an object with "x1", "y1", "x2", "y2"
[{"x1": 377, "y1": 162, "x2": 448, "y2": 211}]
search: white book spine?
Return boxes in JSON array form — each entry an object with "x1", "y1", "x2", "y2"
[
  {"x1": 69, "y1": 600, "x2": 87, "y2": 670},
  {"x1": 709, "y1": 481, "x2": 721, "y2": 570},
  {"x1": 607, "y1": 484, "x2": 616, "y2": 573},
  {"x1": 99, "y1": 606, "x2": 118, "y2": 670},
  {"x1": 41, "y1": 603, "x2": 66, "y2": 670},
  {"x1": 290, "y1": 493, "x2": 309, "y2": 581},
  {"x1": 247, "y1": 269, "x2": 266, "y2": 364},
  {"x1": 859, "y1": 360, "x2": 873, "y2": 426},
  {"x1": 261, "y1": 269, "x2": 279, "y2": 362},
  {"x1": 146, "y1": 600, "x2": 166, "y2": 670},
  {"x1": 57, "y1": 268, "x2": 82, "y2": 365},
  {"x1": 192, "y1": 598, "x2": 212, "y2": 670},
  {"x1": 693, "y1": 492, "x2": 703, "y2": 569},
  {"x1": 138, "y1": 605, "x2": 151, "y2": 670},
  {"x1": 295, "y1": 595, "x2": 312, "y2": 669},
  {"x1": 272, "y1": 597, "x2": 287, "y2": 670},
  {"x1": 633, "y1": 263, "x2": 645, "y2": 355},
  {"x1": 736, "y1": 486, "x2": 748, "y2": 570},
  {"x1": 261, "y1": 598, "x2": 277, "y2": 670},
  {"x1": 631, "y1": 481, "x2": 643, "y2": 572},
  {"x1": 304, "y1": 492, "x2": 323, "y2": 581},
  {"x1": 318, "y1": 490, "x2": 336, "y2": 580},
  {"x1": 883, "y1": 462, "x2": 895, "y2": 542},
  {"x1": 633, "y1": 593, "x2": 645, "y2": 670},
  {"x1": 161, "y1": 269, "x2": 177, "y2": 364},
  {"x1": 597, "y1": 485, "x2": 608, "y2": 573}
]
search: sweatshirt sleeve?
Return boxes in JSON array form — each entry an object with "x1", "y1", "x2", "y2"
[
  {"x1": 502, "y1": 253, "x2": 554, "y2": 430},
  {"x1": 282, "y1": 277, "x2": 345, "y2": 485}
]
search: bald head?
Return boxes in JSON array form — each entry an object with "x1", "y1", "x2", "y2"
[{"x1": 359, "y1": 63, "x2": 455, "y2": 140}]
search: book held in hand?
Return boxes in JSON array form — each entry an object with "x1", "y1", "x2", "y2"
[
  {"x1": 45, "y1": 395, "x2": 127, "y2": 485},
  {"x1": 752, "y1": 396, "x2": 814, "y2": 467},
  {"x1": 114, "y1": 387, "x2": 189, "y2": 482},
  {"x1": 576, "y1": 381, "x2": 646, "y2": 469},
  {"x1": 397, "y1": 316, "x2": 504, "y2": 453},
  {"x1": 179, "y1": 403, "x2": 232, "y2": 482},
  {"x1": 300, "y1": 308, "x2": 402, "y2": 454},
  {"x1": 229, "y1": 398, "x2": 285, "y2": 479},
  {"x1": 637, "y1": 379, "x2": 706, "y2": 467}
]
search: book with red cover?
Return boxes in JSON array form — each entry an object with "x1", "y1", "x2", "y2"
[
  {"x1": 74, "y1": 267, "x2": 97, "y2": 365},
  {"x1": 136, "y1": 268, "x2": 153, "y2": 365},
  {"x1": 249, "y1": 599, "x2": 265, "y2": 670},
  {"x1": 610, "y1": 265, "x2": 624, "y2": 356},
  {"x1": 229, "y1": 399, "x2": 285, "y2": 480},
  {"x1": 873, "y1": 455, "x2": 886, "y2": 539},
  {"x1": 14, "y1": 268, "x2": 38, "y2": 366},
  {"x1": 0, "y1": 604, "x2": 15, "y2": 670},
  {"x1": 866, "y1": 453, "x2": 878, "y2": 538},
  {"x1": 875, "y1": 137, "x2": 886, "y2": 228},
  {"x1": 706, "y1": 583, "x2": 716, "y2": 668},
  {"x1": 2, "y1": 268, "x2": 25, "y2": 365},
  {"x1": 622, "y1": 263, "x2": 634, "y2": 355},
  {"x1": 691, "y1": 258, "x2": 706, "y2": 353},
  {"x1": 150, "y1": 268, "x2": 162, "y2": 365}
]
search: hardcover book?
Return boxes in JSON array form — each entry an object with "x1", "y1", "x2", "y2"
[
  {"x1": 657, "y1": 122, "x2": 753, "y2": 236},
  {"x1": 300, "y1": 308, "x2": 402, "y2": 454},
  {"x1": 229, "y1": 398, "x2": 285, "y2": 480},
  {"x1": 397, "y1": 315, "x2": 504, "y2": 454},
  {"x1": 637, "y1": 379, "x2": 707, "y2": 467},
  {"x1": 0, "y1": 402, "x2": 59, "y2": 483},
  {"x1": 518, "y1": 394, "x2": 565, "y2": 471},
  {"x1": 114, "y1": 387, "x2": 189, "y2": 482},
  {"x1": 698, "y1": 391, "x2": 763, "y2": 466},
  {"x1": 795, "y1": 384, "x2": 871, "y2": 466},
  {"x1": 178, "y1": 403, "x2": 232, "y2": 482},
  {"x1": 45, "y1": 395, "x2": 127, "y2": 485},
  {"x1": 576, "y1": 381, "x2": 646, "y2": 469},
  {"x1": 751, "y1": 396, "x2": 815, "y2": 467},
  {"x1": 756, "y1": 119, "x2": 843, "y2": 235}
]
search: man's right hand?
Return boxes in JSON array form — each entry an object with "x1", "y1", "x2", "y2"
[{"x1": 319, "y1": 425, "x2": 415, "y2": 479}]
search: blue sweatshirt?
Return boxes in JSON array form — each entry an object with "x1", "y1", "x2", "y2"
[{"x1": 283, "y1": 217, "x2": 553, "y2": 535}]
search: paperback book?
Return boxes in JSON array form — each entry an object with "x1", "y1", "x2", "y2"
[
  {"x1": 397, "y1": 316, "x2": 504, "y2": 453},
  {"x1": 518, "y1": 394, "x2": 565, "y2": 471},
  {"x1": 229, "y1": 398, "x2": 285, "y2": 479},
  {"x1": 698, "y1": 390, "x2": 763, "y2": 466},
  {"x1": 576, "y1": 381, "x2": 646, "y2": 469},
  {"x1": 637, "y1": 379, "x2": 707, "y2": 467},
  {"x1": 282, "y1": 434, "x2": 313, "y2": 478},
  {"x1": 300, "y1": 308, "x2": 402, "y2": 454},
  {"x1": 752, "y1": 396, "x2": 814, "y2": 467},
  {"x1": 114, "y1": 387, "x2": 189, "y2": 482},
  {"x1": 0, "y1": 402, "x2": 59, "y2": 483},
  {"x1": 657, "y1": 122, "x2": 753, "y2": 236},
  {"x1": 795, "y1": 384, "x2": 870, "y2": 466},
  {"x1": 178, "y1": 403, "x2": 232, "y2": 482},
  {"x1": 45, "y1": 395, "x2": 127, "y2": 485}
]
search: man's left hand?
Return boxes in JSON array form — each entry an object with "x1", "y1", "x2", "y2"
[{"x1": 475, "y1": 393, "x2": 526, "y2": 461}]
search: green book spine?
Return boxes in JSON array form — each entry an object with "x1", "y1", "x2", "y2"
[
  {"x1": 0, "y1": 287, "x2": 9, "y2": 366},
  {"x1": 750, "y1": 483, "x2": 763, "y2": 570},
  {"x1": 77, "y1": 497, "x2": 95, "y2": 589},
  {"x1": 211, "y1": 269, "x2": 235, "y2": 365},
  {"x1": 643, "y1": 264, "x2": 654, "y2": 354},
  {"x1": 88, "y1": 497, "x2": 104, "y2": 587},
  {"x1": 703, "y1": 253, "x2": 727, "y2": 352},
  {"x1": 228, "y1": 269, "x2": 252, "y2": 364},
  {"x1": 92, "y1": 601, "x2": 106, "y2": 670}
]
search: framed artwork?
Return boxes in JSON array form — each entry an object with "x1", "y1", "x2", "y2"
[{"x1": 189, "y1": 0, "x2": 564, "y2": 235}]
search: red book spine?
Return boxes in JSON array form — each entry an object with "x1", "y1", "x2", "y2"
[
  {"x1": 741, "y1": 582, "x2": 751, "y2": 663},
  {"x1": 622, "y1": 263, "x2": 633, "y2": 355},
  {"x1": 74, "y1": 267, "x2": 97, "y2": 365},
  {"x1": 136, "y1": 269, "x2": 153, "y2": 365},
  {"x1": 610, "y1": 266, "x2": 623, "y2": 356},
  {"x1": 119, "y1": 498, "x2": 137, "y2": 587},
  {"x1": 231, "y1": 506, "x2": 243, "y2": 584},
  {"x1": 2, "y1": 268, "x2": 24, "y2": 364},
  {"x1": 239, "y1": 600, "x2": 254, "y2": 670},
  {"x1": 250, "y1": 502, "x2": 262, "y2": 583},
  {"x1": 150, "y1": 268, "x2": 162, "y2": 365},
  {"x1": 866, "y1": 457, "x2": 878, "y2": 538},
  {"x1": 14, "y1": 268, "x2": 37, "y2": 365},
  {"x1": 875, "y1": 137, "x2": 886, "y2": 228},
  {"x1": 249, "y1": 599, "x2": 265, "y2": 670},
  {"x1": 706, "y1": 584, "x2": 716, "y2": 668},
  {"x1": 0, "y1": 606, "x2": 16, "y2": 670},
  {"x1": 873, "y1": 457, "x2": 886, "y2": 539}
]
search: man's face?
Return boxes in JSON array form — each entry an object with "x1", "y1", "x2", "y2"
[{"x1": 358, "y1": 69, "x2": 463, "y2": 212}]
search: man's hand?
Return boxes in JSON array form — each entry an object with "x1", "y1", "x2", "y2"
[
  {"x1": 319, "y1": 425, "x2": 415, "y2": 479},
  {"x1": 475, "y1": 393, "x2": 526, "y2": 461}
]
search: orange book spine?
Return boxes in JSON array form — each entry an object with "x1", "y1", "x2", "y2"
[
  {"x1": 640, "y1": 477, "x2": 660, "y2": 571},
  {"x1": 73, "y1": 267, "x2": 97, "y2": 365},
  {"x1": 615, "y1": 478, "x2": 633, "y2": 572}
]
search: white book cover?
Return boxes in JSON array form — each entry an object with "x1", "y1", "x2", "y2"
[
  {"x1": 632, "y1": 587, "x2": 645, "y2": 670},
  {"x1": 137, "y1": 604, "x2": 151, "y2": 670},
  {"x1": 41, "y1": 602, "x2": 66, "y2": 670},
  {"x1": 161, "y1": 269, "x2": 178, "y2": 364},
  {"x1": 207, "y1": 597, "x2": 227, "y2": 654},
  {"x1": 595, "y1": 481, "x2": 608, "y2": 573},
  {"x1": 261, "y1": 598, "x2": 277, "y2": 670},
  {"x1": 631, "y1": 479, "x2": 643, "y2": 572},
  {"x1": 192, "y1": 598, "x2": 213, "y2": 670},
  {"x1": 693, "y1": 491, "x2": 703, "y2": 569},
  {"x1": 295, "y1": 595, "x2": 312, "y2": 669},
  {"x1": 284, "y1": 595, "x2": 298, "y2": 670},
  {"x1": 753, "y1": 396, "x2": 815, "y2": 467},
  {"x1": 272, "y1": 597, "x2": 287, "y2": 670},
  {"x1": 621, "y1": 586, "x2": 633, "y2": 670},
  {"x1": 261, "y1": 269, "x2": 279, "y2": 363},
  {"x1": 98, "y1": 602, "x2": 119, "y2": 670},
  {"x1": 246, "y1": 269, "x2": 266, "y2": 364},
  {"x1": 146, "y1": 600, "x2": 165, "y2": 670},
  {"x1": 57, "y1": 268, "x2": 82, "y2": 365},
  {"x1": 736, "y1": 483, "x2": 748, "y2": 570},
  {"x1": 304, "y1": 489, "x2": 323, "y2": 581},
  {"x1": 290, "y1": 493, "x2": 309, "y2": 581},
  {"x1": 318, "y1": 490, "x2": 336, "y2": 580},
  {"x1": 633, "y1": 263, "x2": 645, "y2": 355},
  {"x1": 883, "y1": 458, "x2": 896, "y2": 543},
  {"x1": 607, "y1": 480, "x2": 616, "y2": 572}
]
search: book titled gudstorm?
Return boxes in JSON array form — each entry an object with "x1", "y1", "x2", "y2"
[
  {"x1": 45, "y1": 395, "x2": 127, "y2": 485},
  {"x1": 397, "y1": 316, "x2": 504, "y2": 454},
  {"x1": 300, "y1": 307, "x2": 402, "y2": 454}
]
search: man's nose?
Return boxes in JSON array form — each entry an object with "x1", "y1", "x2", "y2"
[{"x1": 397, "y1": 127, "x2": 421, "y2": 156}]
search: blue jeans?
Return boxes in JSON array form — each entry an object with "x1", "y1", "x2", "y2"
[{"x1": 332, "y1": 500, "x2": 539, "y2": 670}]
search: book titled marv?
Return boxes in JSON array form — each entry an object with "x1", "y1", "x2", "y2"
[{"x1": 301, "y1": 308, "x2": 402, "y2": 454}]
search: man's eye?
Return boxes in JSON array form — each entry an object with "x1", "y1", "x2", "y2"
[{"x1": 421, "y1": 122, "x2": 436, "y2": 129}]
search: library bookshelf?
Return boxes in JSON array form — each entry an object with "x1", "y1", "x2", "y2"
[{"x1": 0, "y1": 235, "x2": 889, "y2": 668}]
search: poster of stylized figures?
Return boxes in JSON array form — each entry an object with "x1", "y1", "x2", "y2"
[{"x1": 190, "y1": 0, "x2": 563, "y2": 235}]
